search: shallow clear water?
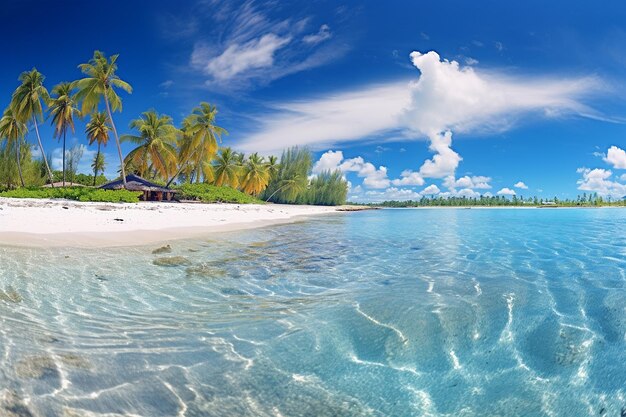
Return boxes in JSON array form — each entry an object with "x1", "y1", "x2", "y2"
[{"x1": 1, "y1": 208, "x2": 626, "y2": 416}]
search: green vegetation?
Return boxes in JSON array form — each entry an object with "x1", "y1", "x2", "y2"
[
  {"x1": 359, "y1": 193, "x2": 626, "y2": 207},
  {"x1": 0, "y1": 187, "x2": 140, "y2": 203},
  {"x1": 305, "y1": 170, "x2": 349, "y2": 206},
  {"x1": 176, "y1": 183, "x2": 263, "y2": 204},
  {"x1": 0, "y1": 50, "x2": 348, "y2": 206}
]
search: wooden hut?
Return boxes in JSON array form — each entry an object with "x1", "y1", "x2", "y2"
[{"x1": 100, "y1": 174, "x2": 177, "y2": 202}]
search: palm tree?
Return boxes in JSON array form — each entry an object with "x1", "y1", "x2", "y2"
[
  {"x1": 10, "y1": 68, "x2": 54, "y2": 185},
  {"x1": 265, "y1": 175, "x2": 306, "y2": 202},
  {"x1": 85, "y1": 112, "x2": 110, "y2": 186},
  {"x1": 73, "y1": 51, "x2": 132, "y2": 186},
  {"x1": 241, "y1": 153, "x2": 270, "y2": 196},
  {"x1": 267, "y1": 155, "x2": 279, "y2": 178},
  {"x1": 0, "y1": 107, "x2": 28, "y2": 187},
  {"x1": 49, "y1": 82, "x2": 80, "y2": 186},
  {"x1": 213, "y1": 147, "x2": 241, "y2": 187},
  {"x1": 167, "y1": 103, "x2": 228, "y2": 186},
  {"x1": 121, "y1": 110, "x2": 179, "y2": 180},
  {"x1": 91, "y1": 152, "x2": 105, "y2": 186}
]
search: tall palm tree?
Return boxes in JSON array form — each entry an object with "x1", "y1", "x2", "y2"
[
  {"x1": 167, "y1": 102, "x2": 228, "y2": 186},
  {"x1": 213, "y1": 147, "x2": 241, "y2": 188},
  {"x1": 85, "y1": 112, "x2": 110, "y2": 186},
  {"x1": 241, "y1": 153, "x2": 270, "y2": 196},
  {"x1": 10, "y1": 68, "x2": 54, "y2": 185},
  {"x1": 266, "y1": 155, "x2": 279, "y2": 181},
  {"x1": 121, "y1": 110, "x2": 179, "y2": 180},
  {"x1": 91, "y1": 152, "x2": 105, "y2": 186},
  {"x1": 0, "y1": 107, "x2": 28, "y2": 187},
  {"x1": 73, "y1": 51, "x2": 132, "y2": 186},
  {"x1": 49, "y1": 82, "x2": 80, "y2": 186}
]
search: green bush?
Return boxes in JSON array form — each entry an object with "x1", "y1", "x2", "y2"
[
  {"x1": 176, "y1": 183, "x2": 263, "y2": 204},
  {"x1": 0, "y1": 187, "x2": 141, "y2": 203}
]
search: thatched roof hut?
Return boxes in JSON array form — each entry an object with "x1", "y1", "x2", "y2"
[{"x1": 100, "y1": 174, "x2": 177, "y2": 201}]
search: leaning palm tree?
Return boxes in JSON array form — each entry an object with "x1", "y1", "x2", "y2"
[
  {"x1": 241, "y1": 153, "x2": 270, "y2": 196},
  {"x1": 49, "y1": 82, "x2": 80, "y2": 186},
  {"x1": 73, "y1": 51, "x2": 132, "y2": 186},
  {"x1": 167, "y1": 103, "x2": 228, "y2": 186},
  {"x1": 10, "y1": 68, "x2": 54, "y2": 185},
  {"x1": 265, "y1": 175, "x2": 306, "y2": 202},
  {"x1": 85, "y1": 112, "x2": 110, "y2": 185},
  {"x1": 121, "y1": 110, "x2": 179, "y2": 180},
  {"x1": 213, "y1": 147, "x2": 241, "y2": 188},
  {"x1": 0, "y1": 107, "x2": 28, "y2": 187}
]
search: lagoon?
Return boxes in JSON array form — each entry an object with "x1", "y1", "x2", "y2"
[{"x1": 1, "y1": 208, "x2": 626, "y2": 416}]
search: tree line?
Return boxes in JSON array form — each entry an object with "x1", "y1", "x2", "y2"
[
  {"x1": 363, "y1": 193, "x2": 624, "y2": 207},
  {"x1": 0, "y1": 51, "x2": 348, "y2": 206}
]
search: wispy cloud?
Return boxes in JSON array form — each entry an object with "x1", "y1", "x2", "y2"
[
  {"x1": 239, "y1": 50, "x2": 605, "y2": 183},
  {"x1": 184, "y1": 0, "x2": 348, "y2": 90}
]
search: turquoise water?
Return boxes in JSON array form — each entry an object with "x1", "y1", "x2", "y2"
[{"x1": 1, "y1": 208, "x2": 626, "y2": 416}]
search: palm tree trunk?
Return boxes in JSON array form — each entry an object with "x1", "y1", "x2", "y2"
[
  {"x1": 15, "y1": 139, "x2": 25, "y2": 187},
  {"x1": 265, "y1": 182, "x2": 290, "y2": 202},
  {"x1": 62, "y1": 129, "x2": 66, "y2": 187},
  {"x1": 32, "y1": 116, "x2": 54, "y2": 187},
  {"x1": 104, "y1": 90, "x2": 127, "y2": 187},
  {"x1": 93, "y1": 143, "x2": 101, "y2": 187}
]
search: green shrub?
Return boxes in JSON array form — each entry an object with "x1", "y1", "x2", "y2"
[
  {"x1": 176, "y1": 183, "x2": 263, "y2": 204},
  {"x1": 0, "y1": 187, "x2": 141, "y2": 203}
]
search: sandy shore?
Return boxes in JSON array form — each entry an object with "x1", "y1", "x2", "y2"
[{"x1": 0, "y1": 198, "x2": 347, "y2": 247}]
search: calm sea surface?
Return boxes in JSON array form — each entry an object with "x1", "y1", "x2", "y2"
[{"x1": 1, "y1": 208, "x2": 626, "y2": 416}]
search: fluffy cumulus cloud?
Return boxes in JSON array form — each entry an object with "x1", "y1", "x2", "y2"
[
  {"x1": 312, "y1": 150, "x2": 390, "y2": 189},
  {"x1": 577, "y1": 168, "x2": 626, "y2": 198},
  {"x1": 391, "y1": 170, "x2": 424, "y2": 186},
  {"x1": 239, "y1": 50, "x2": 602, "y2": 187},
  {"x1": 443, "y1": 175, "x2": 492, "y2": 190},
  {"x1": 514, "y1": 181, "x2": 528, "y2": 189},
  {"x1": 420, "y1": 184, "x2": 440, "y2": 195},
  {"x1": 497, "y1": 187, "x2": 516, "y2": 196},
  {"x1": 363, "y1": 187, "x2": 421, "y2": 202},
  {"x1": 603, "y1": 146, "x2": 626, "y2": 169}
]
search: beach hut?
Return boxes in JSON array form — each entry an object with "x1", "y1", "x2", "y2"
[{"x1": 100, "y1": 174, "x2": 177, "y2": 202}]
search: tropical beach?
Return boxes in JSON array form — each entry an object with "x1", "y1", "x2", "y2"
[{"x1": 4, "y1": 1, "x2": 626, "y2": 416}]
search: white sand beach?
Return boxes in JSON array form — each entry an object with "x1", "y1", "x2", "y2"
[{"x1": 0, "y1": 198, "x2": 346, "y2": 247}]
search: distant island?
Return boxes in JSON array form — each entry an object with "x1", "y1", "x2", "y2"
[{"x1": 356, "y1": 193, "x2": 624, "y2": 207}]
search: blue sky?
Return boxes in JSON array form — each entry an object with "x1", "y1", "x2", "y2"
[{"x1": 3, "y1": 0, "x2": 626, "y2": 201}]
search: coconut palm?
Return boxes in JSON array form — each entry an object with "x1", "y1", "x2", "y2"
[
  {"x1": 73, "y1": 51, "x2": 132, "y2": 186},
  {"x1": 265, "y1": 175, "x2": 306, "y2": 203},
  {"x1": 241, "y1": 153, "x2": 270, "y2": 196},
  {"x1": 168, "y1": 103, "x2": 228, "y2": 186},
  {"x1": 10, "y1": 68, "x2": 54, "y2": 185},
  {"x1": 0, "y1": 107, "x2": 28, "y2": 187},
  {"x1": 213, "y1": 148, "x2": 241, "y2": 188},
  {"x1": 49, "y1": 82, "x2": 80, "y2": 186},
  {"x1": 121, "y1": 110, "x2": 180, "y2": 180},
  {"x1": 91, "y1": 152, "x2": 105, "y2": 186},
  {"x1": 85, "y1": 112, "x2": 110, "y2": 185},
  {"x1": 266, "y1": 155, "x2": 279, "y2": 181}
]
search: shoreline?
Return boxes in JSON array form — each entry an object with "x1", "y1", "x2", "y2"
[{"x1": 0, "y1": 198, "x2": 360, "y2": 248}]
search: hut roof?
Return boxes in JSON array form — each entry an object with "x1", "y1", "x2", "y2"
[{"x1": 100, "y1": 174, "x2": 177, "y2": 193}]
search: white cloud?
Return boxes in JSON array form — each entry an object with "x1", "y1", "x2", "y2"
[
  {"x1": 303, "y1": 24, "x2": 331, "y2": 45},
  {"x1": 312, "y1": 150, "x2": 390, "y2": 188},
  {"x1": 420, "y1": 184, "x2": 440, "y2": 195},
  {"x1": 514, "y1": 181, "x2": 528, "y2": 189},
  {"x1": 418, "y1": 130, "x2": 462, "y2": 178},
  {"x1": 465, "y1": 57, "x2": 479, "y2": 65},
  {"x1": 312, "y1": 150, "x2": 344, "y2": 173},
  {"x1": 193, "y1": 33, "x2": 291, "y2": 82},
  {"x1": 577, "y1": 167, "x2": 626, "y2": 198},
  {"x1": 497, "y1": 187, "x2": 516, "y2": 196},
  {"x1": 443, "y1": 175, "x2": 492, "y2": 190},
  {"x1": 189, "y1": 3, "x2": 348, "y2": 89},
  {"x1": 603, "y1": 145, "x2": 626, "y2": 169},
  {"x1": 238, "y1": 49, "x2": 602, "y2": 184},
  {"x1": 364, "y1": 187, "x2": 420, "y2": 202},
  {"x1": 391, "y1": 170, "x2": 424, "y2": 186}
]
